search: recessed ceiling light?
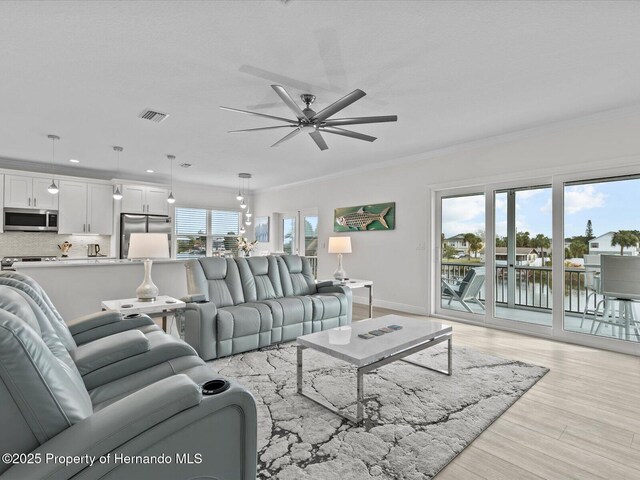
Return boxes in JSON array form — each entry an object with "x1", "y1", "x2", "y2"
[
  {"x1": 146, "y1": 169, "x2": 154, "y2": 173},
  {"x1": 69, "y1": 159, "x2": 80, "y2": 163}
]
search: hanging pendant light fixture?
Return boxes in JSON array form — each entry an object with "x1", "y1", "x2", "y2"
[
  {"x1": 167, "y1": 155, "x2": 176, "y2": 204},
  {"x1": 47, "y1": 134, "x2": 60, "y2": 194},
  {"x1": 238, "y1": 173, "x2": 251, "y2": 209},
  {"x1": 244, "y1": 175, "x2": 252, "y2": 224},
  {"x1": 112, "y1": 146, "x2": 123, "y2": 200},
  {"x1": 236, "y1": 174, "x2": 244, "y2": 202}
]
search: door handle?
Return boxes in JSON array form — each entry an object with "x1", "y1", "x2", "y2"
[
  {"x1": 88, "y1": 224, "x2": 90, "y2": 232},
  {"x1": 28, "y1": 197, "x2": 31, "y2": 206},
  {"x1": 34, "y1": 198, "x2": 36, "y2": 207},
  {"x1": 83, "y1": 224, "x2": 86, "y2": 233}
]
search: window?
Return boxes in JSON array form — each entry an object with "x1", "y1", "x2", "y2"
[
  {"x1": 591, "y1": 242, "x2": 599, "y2": 248},
  {"x1": 175, "y1": 207, "x2": 240, "y2": 258}
]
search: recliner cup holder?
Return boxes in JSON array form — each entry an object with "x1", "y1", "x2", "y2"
[
  {"x1": 201, "y1": 379, "x2": 230, "y2": 395},
  {"x1": 124, "y1": 313, "x2": 141, "y2": 318}
]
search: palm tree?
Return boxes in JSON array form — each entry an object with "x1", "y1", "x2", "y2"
[
  {"x1": 611, "y1": 230, "x2": 639, "y2": 255},
  {"x1": 463, "y1": 233, "x2": 483, "y2": 258},
  {"x1": 531, "y1": 234, "x2": 551, "y2": 264}
]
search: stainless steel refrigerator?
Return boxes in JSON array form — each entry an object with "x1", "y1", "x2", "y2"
[{"x1": 120, "y1": 214, "x2": 172, "y2": 259}]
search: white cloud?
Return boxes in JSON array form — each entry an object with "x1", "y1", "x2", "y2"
[
  {"x1": 441, "y1": 196, "x2": 484, "y2": 237},
  {"x1": 563, "y1": 185, "x2": 607, "y2": 214}
]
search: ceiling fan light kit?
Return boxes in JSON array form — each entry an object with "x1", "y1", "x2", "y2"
[{"x1": 221, "y1": 85, "x2": 397, "y2": 151}]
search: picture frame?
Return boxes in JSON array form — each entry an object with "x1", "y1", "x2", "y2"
[
  {"x1": 255, "y1": 216, "x2": 270, "y2": 242},
  {"x1": 334, "y1": 202, "x2": 395, "y2": 232}
]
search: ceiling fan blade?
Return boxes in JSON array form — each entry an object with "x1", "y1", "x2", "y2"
[
  {"x1": 271, "y1": 128, "x2": 302, "y2": 147},
  {"x1": 310, "y1": 89, "x2": 366, "y2": 123},
  {"x1": 228, "y1": 125, "x2": 296, "y2": 133},
  {"x1": 320, "y1": 126, "x2": 376, "y2": 142},
  {"x1": 322, "y1": 115, "x2": 398, "y2": 126},
  {"x1": 309, "y1": 131, "x2": 328, "y2": 151},
  {"x1": 271, "y1": 85, "x2": 308, "y2": 120},
  {"x1": 219, "y1": 106, "x2": 297, "y2": 125}
]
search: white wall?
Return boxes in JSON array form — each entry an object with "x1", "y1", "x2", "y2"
[{"x1": 254, "y1": 110, "x2": 640, "y2": 314}]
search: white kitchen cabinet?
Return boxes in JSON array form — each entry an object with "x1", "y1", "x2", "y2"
[
  {"x1": 121, "y1": 184, "x2": 169, "y2": 215},
  {"x1": 146, "y1": 186, "x2": 169, "y2": 215},
  {"x1": 33, "y1": 178, "x2": 58, "y2": 210},
  {"x1": 5, "y1": 174, "x2": 59, "y2": 209},
  {"x1": 59, "y1": 180, "x2": 113, "y2": 235},
  {"x1": 87, "y1": 184, "x2": 114, "y2": 234}
]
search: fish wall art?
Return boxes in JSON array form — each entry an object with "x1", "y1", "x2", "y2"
[{"x1": 334, "y1": 202, "x2": 395, "y2": 232}]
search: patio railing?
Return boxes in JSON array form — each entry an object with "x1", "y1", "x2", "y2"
[{"x1": 442, "y1": 262, "x2": 599, "y2": 314}]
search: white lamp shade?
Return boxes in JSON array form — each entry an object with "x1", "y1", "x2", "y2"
[
  {"x1": 127, "y1": 233, "x2": 170, "y2": 259},
  {"x1": 328, "y1": 236, "x2": 352, "y2": 254}
]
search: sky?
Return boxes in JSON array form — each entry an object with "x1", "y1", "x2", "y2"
[{"x1": 441, "y1": 177, "x2": 640, "y2": 240}]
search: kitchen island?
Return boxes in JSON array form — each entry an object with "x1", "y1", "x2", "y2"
[{"x1": 14, "y1": 259, "x2": 188, "y2": 321}]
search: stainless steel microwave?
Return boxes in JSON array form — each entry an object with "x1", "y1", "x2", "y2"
[{"x1": 4, "y1": 208, "x2": 58, "y2": 232}]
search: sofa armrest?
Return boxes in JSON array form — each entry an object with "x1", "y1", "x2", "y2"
[
  {"x1": 67, "y1": 311, "x2": 123, "y2": 335},
  {"x1": 70, "y1": 330, "x2": 150, "y2": 375},
  {"x1": 182, "y1": 301, "x2": 218, "y2": 360},
  {"x1": 316, "y1": 280, "x2": 339, "y2": 289},
  {"x1": 181, "y1": 293, "x2": 207, "y2": 303},
  {"x1": 3, "y1": 375, "x2": 258, "y2": 480},
  {"x1": 318, "y1": 284, "x2": 353, "y2": 324}
]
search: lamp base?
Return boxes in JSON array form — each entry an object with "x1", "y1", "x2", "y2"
[
  {"x1": 333, "y1": 253, "x2": 347, "y2": 281},
  {"x1": 136, "y1": 259, "x2": 159, "y2": 302}
]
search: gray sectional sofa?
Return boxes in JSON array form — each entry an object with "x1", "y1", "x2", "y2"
[
  {"x1": 183, "y1": 255, "x2": 352, "y2": 360},
  {"x1": 0, "y1": 272, "x2": 257, "y2": 480}
]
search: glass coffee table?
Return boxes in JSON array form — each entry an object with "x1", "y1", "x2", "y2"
[{"x1": 296, "y1": 314, "x2": 452, "y2": 424}]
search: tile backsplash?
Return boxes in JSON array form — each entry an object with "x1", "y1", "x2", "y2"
[{"x1": 0, "y1": 232, "x2": 112, "y2": 258}]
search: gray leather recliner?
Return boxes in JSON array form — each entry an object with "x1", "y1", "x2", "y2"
[
  {"x1": 183, "y1": 255, "x2": 352, "y2": 360},
  {"x1": 0, "y1": 273, "x2": 205, "y2": 399},
  {"x1": 0, "y1": 285, "x2": 258, "y2": 480}
]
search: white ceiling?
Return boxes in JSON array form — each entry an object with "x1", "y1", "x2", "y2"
[{"x1": 1, "y1": 0, "x2": 640, "y2": 190}]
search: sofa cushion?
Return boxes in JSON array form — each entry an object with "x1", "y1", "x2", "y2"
[
  {"x1": 309, "y1": 293, "x2": 347, "y2": 321},
  {"x1": 216, "y1": 303, "x2": 273, "y2": 357},
  {"x1": 186, "y1": 258, "x2": 245, "y2": 307},
  {"x1": 278, "y1": 255, "x2": 317, "y2": 297},
  {"x1": 240, "y1": 256, "x2": 283, "y2": 301}
]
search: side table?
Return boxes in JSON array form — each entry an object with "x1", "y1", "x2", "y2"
[
  {"x1": 101, "y1": 295, "x2": 186, "y2": 333},
  {"x1": 319, "y1": 279, "x2": 373, "y2": 318}
]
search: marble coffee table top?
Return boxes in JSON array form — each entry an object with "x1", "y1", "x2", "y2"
[{"x1": 296, "y1": 314, "x2": 452, "y2": 367}]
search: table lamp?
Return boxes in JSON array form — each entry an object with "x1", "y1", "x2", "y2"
[
  {"x1": 127, "y1": 233, "x2": 170, "y2": 302},
  {"x1": 328, "y1": 236, "x2": 352, "y2": 281}
]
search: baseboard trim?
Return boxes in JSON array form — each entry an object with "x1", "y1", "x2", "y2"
[{"x1": 353, "y1": 295, "x2": 427, "y2": 316}]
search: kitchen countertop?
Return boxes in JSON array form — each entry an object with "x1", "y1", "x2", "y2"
[{"x1": 14, "y1": 259, "x2": 185, "y2": 268}]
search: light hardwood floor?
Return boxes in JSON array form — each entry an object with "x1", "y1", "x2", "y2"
[{"x1": 353, "y1": 304, "x2": 640, "y2": 480}]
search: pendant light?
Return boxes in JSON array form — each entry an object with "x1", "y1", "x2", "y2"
[
  {"x1": 112, "y1": 146, "x2": 123, "y2": 200},
  {"x1": 236, "y1": 174, "x2": 244, "y2": 202},
  {"x1": 244, "y1": 175, "x2": 252, "y2": 225},
  {"x1": 47, "y1": 134, "x2": 60, "y2": 194},
  {"x1": 238, "y1": 173, "x2": 251, "y2": 209},
  {"x1": 167, "y1": 155, "x2": 176, "y2": 204}
]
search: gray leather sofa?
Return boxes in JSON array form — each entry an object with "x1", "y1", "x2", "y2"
[
  {"x1": 183, "y1": 255, "x2": 352, "y2": 360},
  {"x1": 0, "y1": 279, "x2": 258, "y2": 479}
]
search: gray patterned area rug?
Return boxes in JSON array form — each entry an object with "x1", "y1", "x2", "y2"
[{"x1": 212, "y1": 342, "x2": 548, "y2": 480}]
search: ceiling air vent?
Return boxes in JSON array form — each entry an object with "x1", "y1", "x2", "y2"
[
  {"x1": 138, "y1": 109, "x2": 169, "y2": 123},
  {"x1": 179, "y1": 162, "x2": 192, "y2": 168}
]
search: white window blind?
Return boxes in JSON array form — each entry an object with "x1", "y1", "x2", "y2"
[
  {"x1": 211, "y1": 210, "x2": 240, "y2": 236},
  {"x1": 175, "y1": 208, "x2": 207, "y2": 235}
]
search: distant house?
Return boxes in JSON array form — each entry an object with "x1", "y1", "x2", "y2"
[
  {"x1": 494, "y1": 247, "x2": 539, "y2": 265},
  {"x1": 444, "y1": 234, "x2": 468, "y2": 254},
  {"x1": 589, "y1": 231, "x2": 639, "y2": 255}
]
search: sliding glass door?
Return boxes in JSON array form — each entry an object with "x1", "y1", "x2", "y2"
[
  {"x1": 434, "y1": 169, "x2": 640, "y2": 354},
  {"x1": 437, "y1": 192, "x2": 486, "y2": 317},
  {"x1": 563, "y1": 175, "x2": 640, "y2": 342},
  {"x1": 494, "y1": 185, "x2": 553, "y2": 326}
]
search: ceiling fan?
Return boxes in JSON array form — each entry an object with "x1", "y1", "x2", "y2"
[{"x1": 220, "y1": 85, "x2": 397, "y2": 151}]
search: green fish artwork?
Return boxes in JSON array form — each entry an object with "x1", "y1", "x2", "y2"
[{"x1": 334, "y1": 202, "x2": 395, "y2": 232}]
